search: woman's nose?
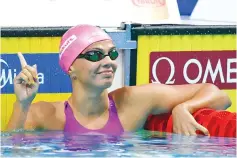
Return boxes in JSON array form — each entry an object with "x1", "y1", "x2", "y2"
[{"x1": 101, "y1": 55, "x2": 113, "y2": 68}]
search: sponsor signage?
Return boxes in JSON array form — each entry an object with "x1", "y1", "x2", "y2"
[
  {"x1": 149, "y1": 51, "x2": 236, "y2": 89},
  {"x1": 0, "y1": 54, "x2": 71, "y2": 94}
]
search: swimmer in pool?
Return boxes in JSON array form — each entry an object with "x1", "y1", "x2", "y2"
[{"x1": 7, "y1": 24, "x2": 231, "y2": 136}]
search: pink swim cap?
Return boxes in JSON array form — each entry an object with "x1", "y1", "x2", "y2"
[{"x1": 59, "y1": 24, "x2": 112, "y2": 73}]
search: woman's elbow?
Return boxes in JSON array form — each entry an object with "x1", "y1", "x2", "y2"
[
  {"x1": 214, "y1": 85, "x2": 232, "y2": 109},
  {"x1": 206, "y1": 83, "x2": 232, "y2": 110},
  {"x1": 222, "y1": 92, "x2": 232, "y2": 109},
  {"x1": 216, "y1": 87, "x2": 232, "y2": 109}
]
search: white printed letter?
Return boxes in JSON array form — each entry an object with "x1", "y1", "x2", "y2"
[
  {"x1": 203, "y1": 59, "x2": 225, "y2": 83},
  {"x1": 227, "y1": 58, "x2": 237, "y2": 83},
  {"x1": 151, "y1": 57, "x2": 175, "y2": 84},
  {"x1": 183, "y1": 59, "x2": 202, "y2": 84}
]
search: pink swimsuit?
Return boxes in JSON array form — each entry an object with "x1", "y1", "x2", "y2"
[{"x1": 63, "y1": 95, "x2": 124, "y2": 136}]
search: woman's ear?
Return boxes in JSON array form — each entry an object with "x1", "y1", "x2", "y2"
[{"x1": 68, "y1": 66, "x2": 77, "y2": 80}]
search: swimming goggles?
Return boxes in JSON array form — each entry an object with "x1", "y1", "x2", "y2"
[{"x1": 77, "y1": 49, "x2": 119, "y2": 62}]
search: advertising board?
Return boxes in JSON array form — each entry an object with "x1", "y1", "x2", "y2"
[{"x1": 136, "y1": 34, "x2": 236, "y2": 112}]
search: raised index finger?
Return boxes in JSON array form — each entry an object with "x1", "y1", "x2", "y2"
[{"x1": 17, "y1": 52, "x2": 27, "y2": 68}]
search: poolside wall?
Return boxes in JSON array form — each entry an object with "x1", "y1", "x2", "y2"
[{"x1": 1, "y1": 25, "x2": 236, "y2": 131}]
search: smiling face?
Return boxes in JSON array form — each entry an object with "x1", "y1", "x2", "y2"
[{"x1": 69, "y1": 39, "x2": 118, "y2": 90}]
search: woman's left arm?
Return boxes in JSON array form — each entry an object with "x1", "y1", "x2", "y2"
[
  {"x1": 173, "y1": 83, "x2": 231, "y2": 113},
  {"x1": 126, "y1": 83, "x2": 231, "y2": 135},
  {"x1": 144, "y1": 83, "x2": 231, "y2": 114}
]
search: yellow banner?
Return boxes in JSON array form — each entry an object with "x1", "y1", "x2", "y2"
[{"x1": 136, "y1": 35, "x2": 236, "y2": 112}]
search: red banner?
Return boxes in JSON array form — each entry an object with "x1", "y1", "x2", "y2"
[{"x1": 149, "y1": 50, "x2": 236, "y2": 89}]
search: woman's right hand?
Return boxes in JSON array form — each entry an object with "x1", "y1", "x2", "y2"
[{"x1": 13, "y1": 52, "x2": 39, "y2": 108}]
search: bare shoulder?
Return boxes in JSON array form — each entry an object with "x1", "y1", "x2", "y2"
[
  {"x1": 109, "y1": 86, "x2": 131, "y2": 107},
  {"x1": 109, "y1": 84, "x2": 156, "y2": 102},
  {"x1": 109, "y1": 85, "x2": 151, "y2": 109},
  {"x1": 30, "y1": 101, "x2": 63, "y2": 116},
  {"x1": 109, "y1": 84, "x2": 170, "y2": 110},
  {"x1": 27, "y1": 101, "x2": 66, "y2": 130}
]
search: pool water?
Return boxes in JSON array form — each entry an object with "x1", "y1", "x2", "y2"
[{"x1": 1, "y1": 130, "x2": 236, "y2": 157}]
